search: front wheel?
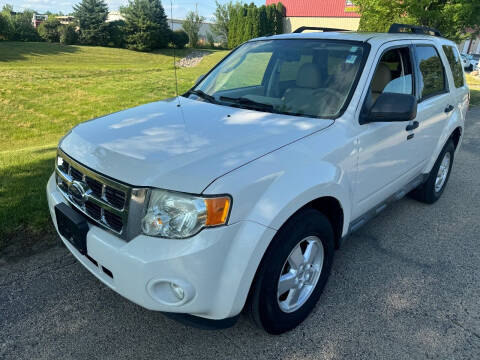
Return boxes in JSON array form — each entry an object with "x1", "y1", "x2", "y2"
[
  {"x1": 412, "y1": 140, "x2": 455, "y2": 204},
  {"x1": 247, "y1": 209, "x2": 335, "y2": 334}
]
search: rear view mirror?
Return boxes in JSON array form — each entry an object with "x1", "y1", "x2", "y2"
[{"x1": 365, "y1": 93, "x2": 417, "y2": 123}]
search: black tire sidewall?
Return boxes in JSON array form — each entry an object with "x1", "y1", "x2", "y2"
[
  {"x1": 426, "y1": 140, "x2": 455, "y2": 203},
  {"x1": 252, "y1": 209, "x2": 335, "y2": 334}
]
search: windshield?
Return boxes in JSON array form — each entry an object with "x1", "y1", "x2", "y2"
[{"x1": 187, "y1": 39, "x2": 367, "y2": 118}]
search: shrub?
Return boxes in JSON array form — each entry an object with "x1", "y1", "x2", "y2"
[
  {"x1": 171, "y1": 30, "x2": 188, "y2": 49},
  {"x1": 59, "y1": 24, "x2": 78, "y2": 45},
  {"x1": 38, "y1": 17, "x2": 61, "y2": 42},
  {"x1": 206, "y1": 31, "x2": 215, "y2": 49}
]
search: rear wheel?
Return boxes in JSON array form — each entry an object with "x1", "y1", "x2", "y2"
[
  {"x1": 248, "y1": 209, "x2": 335, "y2": 334},
  {"x1": 412, "y1": 140, "x2": 455, "y2": 204}
]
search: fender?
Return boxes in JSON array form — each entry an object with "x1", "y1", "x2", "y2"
[
  {"x1": 203, "y1": 130, "x2": 356, "y2": 317},
  {"x1": 204, "y1": 134, "x2": 353, "y2": 237}
]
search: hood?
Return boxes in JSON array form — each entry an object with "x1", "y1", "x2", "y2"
[{"x1": 60, "y1": 97, "x2": 333, "y2": 193}]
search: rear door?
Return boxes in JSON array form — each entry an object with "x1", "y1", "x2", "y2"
[
  {"x1": 442, "y1": 44, "x2": 470, "y2": 119},
  {"x1": 409, "y1": 41, "x2": 452, "y2": 164}
]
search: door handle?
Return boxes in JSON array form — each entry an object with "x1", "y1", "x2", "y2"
[
  {"x1": 406, "y1": 121, "x2": 419, "y2": 131},
  {"x1": 444, "y1": 105, "x2": 454, "y2": 113}
]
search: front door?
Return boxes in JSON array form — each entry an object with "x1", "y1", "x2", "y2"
[{"x1": 353, "y1": 43, "x2": 420, "y2": 219}]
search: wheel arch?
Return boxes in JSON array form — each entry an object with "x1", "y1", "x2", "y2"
[
  {"x1": 425, "y1": 118, "x2": 464, "y2": 174},
  {"x1": 450, "y1": 126, "x2": 462, "y2": 150}
]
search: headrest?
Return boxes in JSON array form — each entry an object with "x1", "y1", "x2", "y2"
[
  {"x1": 296, "y1": 63, "x2": 321, "y2": 89},
  {"x1": 371, "y1": 63, "x2": 392, "y2": 93}
]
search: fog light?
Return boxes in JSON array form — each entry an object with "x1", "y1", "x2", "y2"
[
  {"x1": 170, "y1": 282, "x2": 185, "y2": 300},
  {"x1": 147, "y1": 279, "x2": 194, "y2": 306}
]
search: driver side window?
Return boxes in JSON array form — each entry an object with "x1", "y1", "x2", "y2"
[{"x1": 370, "y1": 47, "x2": 414, "y2": 103}]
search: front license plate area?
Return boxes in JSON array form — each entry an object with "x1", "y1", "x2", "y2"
[{"x1": 55, "y1": 203, "x2": 89, "y2": 255}]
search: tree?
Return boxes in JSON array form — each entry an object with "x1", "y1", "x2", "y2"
[
  {"x1": 211, "y1": 0, "x2": 234, "y2": 45},
  {"x1": 0, "y1": 13, "x2": 13, "y2": 40},
  {"x1": 182, "y1": 10, "x2": 205, "y2": 48},
  {"x1": 11, "y1": 10, "x2": 40, "y2": 42},
  {"x1": 105, "y1": 20, "x2": 126, "y2": 48},
  {"x1": 226, "y1": 2, "x2": 284, "y2": 48},
  {"x1": 354, "y1": 0, "x2": 480, "y2": 41},
  {"x1": 121, "y1": 0, "x2": 170, "y2": 51},
  {"x1": 38, "y1": 17, "x2": 61, "y2": 42},
  {"x1": 73, "y1": 0, "x2": 109, "y2": 45},
  {"x1": 258, "y1": 5, "x2": 268, "y2": 37}
]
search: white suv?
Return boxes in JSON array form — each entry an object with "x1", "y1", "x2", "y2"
[{"x1": 47, "y1": 25, "x2": 469, "y2": 334}]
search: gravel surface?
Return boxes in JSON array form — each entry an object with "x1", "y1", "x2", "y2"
[
  {"x1": 1, "y1": 108, "x2": 479, "y2": 360},
  {"x1": 176, "y1": 51, "x2": 210, "y2": 68}
]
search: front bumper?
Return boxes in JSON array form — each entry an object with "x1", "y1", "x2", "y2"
[{"x1": 47, "y1": 174, "x2": 276, "y2": 320}]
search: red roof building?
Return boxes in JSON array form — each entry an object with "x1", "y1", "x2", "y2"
[{"x1": 266, "y1": 0, "x2": 361, "y2": 32}]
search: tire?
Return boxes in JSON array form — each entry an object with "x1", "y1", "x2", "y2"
[
  {"x1": 468, "y1": 64, "x2": 474, "y2": 72},
  {"x1": 247, "y1": 208, "x2": 335, "y2": 334},
  {"x1": 412, "y1": 140, "x2": 455, "y2": 204}
]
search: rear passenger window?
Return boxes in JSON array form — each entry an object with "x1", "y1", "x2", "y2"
[
  {"x1": 414, "y1": 46, "x2": 446, "y2": 100},
  {"x1": 442, "y1": 45, "x2": 465, "y2": 88}
]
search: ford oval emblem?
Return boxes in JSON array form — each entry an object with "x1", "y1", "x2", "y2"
[{"x1": 68, "y1": 180, "x2": 90, "y2": 205}]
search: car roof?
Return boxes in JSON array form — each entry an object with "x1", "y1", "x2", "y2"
[{"x1": 253, "y1": 31, "x2": 457, "y2": 47}]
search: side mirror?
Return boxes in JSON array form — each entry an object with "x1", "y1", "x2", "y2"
[
  {"x1": 195, "y1": 74, "x2": 205, "y2": 85},
  {"x1": 364, "y1": 93, "x2": 417, "y2": 123}
]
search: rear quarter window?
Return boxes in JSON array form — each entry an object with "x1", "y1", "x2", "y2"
[{"x1": 442, "y1": 45, "x2": 465, "y2": 88}]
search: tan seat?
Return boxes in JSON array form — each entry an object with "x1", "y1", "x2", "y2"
[
  {"x1": 283, "y1": 63, "x2": 323, "y2": 115},
  {"x1": 371, "y1": 63, "x2": 392, "y2": 102}
]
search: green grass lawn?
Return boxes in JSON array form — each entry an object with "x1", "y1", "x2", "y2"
[
  {"x1": 466, "y1": 74, "x2": 480, "y2": 107},
  {"x1": 1, "y1": 41, "x2": 479, "y2": 257},
  {"x1": 0, "y1": 41, "x2": 228, "y2": 255}
]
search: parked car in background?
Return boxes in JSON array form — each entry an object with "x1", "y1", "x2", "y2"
[
  {"x1": 462, "y1": 53, "x2": 479, "y2": 71},
  {"x1": 47, "y1": 24, "x2": 469, "y2": 334},
  {"x1": 467, "y1": 54, "x2": 479, "y2": 71},
  {"x1": 461, "y1": 54, "x2": 471, "y2": 70}
]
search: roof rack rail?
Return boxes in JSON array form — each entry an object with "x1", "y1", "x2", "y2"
[
  {"x1": 293, "y1": 26, "x2": 349, "y2": 34},
  {"x1": 388, "y1": 23, "x2": 442, "y2": 37}
]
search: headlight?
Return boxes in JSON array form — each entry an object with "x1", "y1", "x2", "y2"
[{"x1": 141, "y1": 189, "x2": 231, "y2": 239}]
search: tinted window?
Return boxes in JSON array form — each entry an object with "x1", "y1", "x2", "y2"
[
  {"x1": 443, "y1": 45, "x2": 465, "y2": 88},
  {"x1": 214, "y1": 52, "x2": 272, "y2": 91},
  {"x1": 195, "y1": 40, "x2": 367, "y2": 118},
  {"x1": 370, "y1": 47, "x2": 413, "y2": 103},
  {"x1": 414, "y1": 46, "x2": 446, "y2": 99}
]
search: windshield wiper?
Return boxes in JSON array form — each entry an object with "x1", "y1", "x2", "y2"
[
  {"x1": 219, "y1": 96, "x2": 275, "y2": 112},
  {"x1": 186, "y1": 89, "x2": 217, "y2": 103}
]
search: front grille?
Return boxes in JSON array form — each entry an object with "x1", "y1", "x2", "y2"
[
  {"x1": 105, "y1": 186, "x2": 126, "y2": 209},
  {"x1": 85, "y1": 176, "x2": 102, "y2": 198},
  {"x1": 104, "y1": 211, "x2": 123, "y2": 232},
  {"x1": 85, "y1": 201, "x2": 102, "y2": 220},
  {"x1": 55, "y1": 150, "x2": 131, "y2": 236}
]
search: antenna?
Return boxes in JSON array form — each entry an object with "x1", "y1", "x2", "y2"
[{"x1": 170, "y1": 0, "x2": 180, "y2": 106}]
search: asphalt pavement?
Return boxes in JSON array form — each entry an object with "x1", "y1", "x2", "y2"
[{"x1": 1, "y1": 108, "x2": 479, "y2": 360}]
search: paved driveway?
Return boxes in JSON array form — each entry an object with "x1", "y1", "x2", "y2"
[{"x1": 1, "y1": 108, "x2": 479, "y2": 360}]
